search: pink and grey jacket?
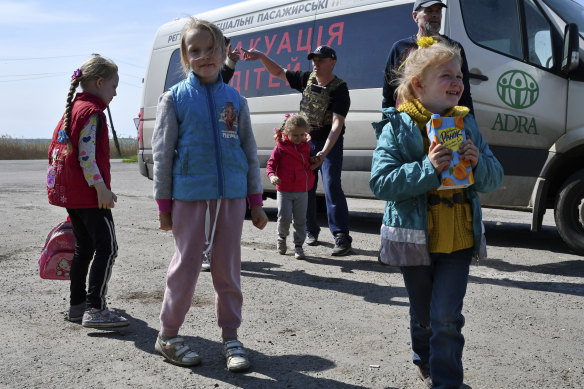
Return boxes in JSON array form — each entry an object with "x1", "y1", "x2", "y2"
[{"x1": 266, "y1": 138, "x2": 315, "y2": 193}]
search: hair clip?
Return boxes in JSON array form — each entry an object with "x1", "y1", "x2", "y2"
[
  {"x1": 71, "y1": 68, "x2": 82, "y2": 81},
  {"x1": 57, "y1": 129, "x2": 69, "y2": 143}
]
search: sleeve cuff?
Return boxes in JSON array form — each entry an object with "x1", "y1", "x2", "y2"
[
  {"x1": 247, "y1": 193, "x2": 263, "y2": 208},
  {"x1": 156, "y1": 199, "x2": 172, "y2": 213}
]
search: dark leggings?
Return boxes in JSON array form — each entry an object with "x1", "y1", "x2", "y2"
[{"x1": 66, "y1": 208, "x2": 118, "y2": 310}]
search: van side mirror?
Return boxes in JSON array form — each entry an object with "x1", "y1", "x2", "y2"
[{"x1": 561, "y1": 23, "x2": 579, "y2": 74}]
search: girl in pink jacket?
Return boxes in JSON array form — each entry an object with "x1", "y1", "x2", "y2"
[{"x1": 266, "y1": 114, "x2": 315, "y2": 259}]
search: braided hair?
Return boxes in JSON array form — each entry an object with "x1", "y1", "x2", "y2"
[{"x1": 62, "y1": 55, "x2": 118, "y2": 146}]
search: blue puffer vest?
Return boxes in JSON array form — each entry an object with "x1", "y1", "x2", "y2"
[{"x1": 171, "y1": 73, "x2": 248, "y2": 201}]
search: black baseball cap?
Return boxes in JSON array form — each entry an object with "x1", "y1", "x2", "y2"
[
  {"x1": 413, "y1": 0, "x2": 447, "y2": 12},
  {"x1": 307, "y1": 45, "x2": 337, "y2": 60}
]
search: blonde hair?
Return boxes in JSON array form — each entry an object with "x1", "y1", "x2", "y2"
[
  {"x1": 395, "y1": 39, "x2": 462, "y2": 104},
  {"x1": 274, "y1": 114, "x2": 309, "y2": 142},
  {"x1": 180, "y1": 18, "x2": 226, "y2": 76},
  {"x1": 62, "y1": 55, "x2": 118, "y2": 136}
]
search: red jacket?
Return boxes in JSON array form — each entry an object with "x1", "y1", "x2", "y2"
[
  {"x1": 266, "y1": 138, "x2": 314, "y2": 193},
  {"x1": 47, "y1": 93, "x2": 110, "y2": 208}
]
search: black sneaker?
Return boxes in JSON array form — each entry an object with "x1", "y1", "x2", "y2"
[
  {"x1": 305, "y1": 232, "x2": 319, "y2": 246},
  {"x1": 332, "y1": 233, "x2": 352, "y2": 256}
]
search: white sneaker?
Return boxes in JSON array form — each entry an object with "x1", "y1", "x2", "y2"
[
  {"x1": 294, "y1": 246, "x2": 305, "y2": 260},
  {"x1": 223, "y1": 339, "x2": 250, "y2": 372},
  {"x1": 277, "y1": 238, "x2": 287, "y2": 255},
  {"x1": 202, "y1": 257, "x2": 211, "y2": 271}
]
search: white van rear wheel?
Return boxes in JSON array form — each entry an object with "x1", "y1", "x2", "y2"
[{"x1": 554, "y1": 170, "x2": 584, "y2": 255}]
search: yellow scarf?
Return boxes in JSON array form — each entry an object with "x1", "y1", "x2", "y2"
[{"x1": 398, "y1": 100, "x2": 474, "y2": 254}]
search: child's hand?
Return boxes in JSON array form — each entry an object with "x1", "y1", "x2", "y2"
[
  {"x1": 94, "y1": 181, "x2": 117, "y2": 209},
  {"x1": 250, "y1": 206, "x2": 268, "y2": 230},
  {"x1": 158, "y1": 212, "x2": 172, "y2": 231},
  {"x1": 428, "y1": 141, "x2": 453, "y2": 172},
  {"x1": 269, "y1": 175, "x2": 281, "y2": 185},
  {"x1": 227, "y1": 44, "x2": 240, "y2": 63},
  {"x1": 310, "y1": 153, "x2": 324, "y2": 170},
  {"x1": 459, "y1": 139, "x2": 479, "y2": 168}
]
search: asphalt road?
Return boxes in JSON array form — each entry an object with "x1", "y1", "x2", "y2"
[{"x1": 0, "y1": 160, "x2": 582, "y2": 389}]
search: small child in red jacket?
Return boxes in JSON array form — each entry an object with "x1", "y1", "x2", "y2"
[{"x1": 266, "y1": 114, "x2": 315, "y2": 259}]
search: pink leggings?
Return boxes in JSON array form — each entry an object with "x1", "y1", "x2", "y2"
[{"x1": 159, "y1": 198, "x2": 245, "y2": 339}]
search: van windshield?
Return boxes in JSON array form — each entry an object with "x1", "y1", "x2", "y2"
[{"x1": 543, "y1": 0, "x2": 584, "y2": 37}]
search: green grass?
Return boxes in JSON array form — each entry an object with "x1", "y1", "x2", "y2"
[
  {"x1": 0, "y1": 135, "x2": 138, "y2": 160},
  {"x1": 122, "y1": 154, "x2": 138, "y2": 163}
]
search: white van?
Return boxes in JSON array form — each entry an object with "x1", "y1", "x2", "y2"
[{"x1": 136, "y1": 0, "x2": 584, "y2": 254}]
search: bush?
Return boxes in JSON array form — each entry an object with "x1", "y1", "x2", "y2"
[{"x1": 0, "y1": 135, "x2": 137, "y2": 160}]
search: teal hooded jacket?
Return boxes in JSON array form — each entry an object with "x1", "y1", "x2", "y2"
[{"x1": 370, "y1": 108, "x2": 504, "y2": 263}]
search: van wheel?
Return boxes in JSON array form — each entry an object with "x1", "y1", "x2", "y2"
[{"x1": 554, "y1": 170, "x2": 584, "y2": 255}]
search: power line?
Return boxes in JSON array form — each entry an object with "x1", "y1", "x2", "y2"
[
  {"x1": 115, "y1": 59, "x2": 146, "y2": 69},
  {"x1": 119, "y1": 72, "x2": 143, "y2": 80},
  {"x1": 0, "y1": 74, "x2": 141, "y2": 88},
  {"x1": 119, "y1": 80, "x2": 142, "y2": 89},
  {"x1": 0, "y1": 74, "x2": 65, "y2": 82},
  {"x1": 0, "y1": 54, "x2": 88, "y2": 61},
  {"x1": 0, "y1": 72, "x2": 66, "y2": 78},
  {"x1": 0, "y1": 55, "x2": 146, "y2": 70}
]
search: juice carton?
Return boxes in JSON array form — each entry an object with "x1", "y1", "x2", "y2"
[{"x1": 426, "y1": 114, "x2": 474, "y2": 190}]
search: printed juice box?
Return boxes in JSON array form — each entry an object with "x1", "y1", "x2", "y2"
[{"x1": 426, "y1": 114, "x2": 474, "y2": 190}]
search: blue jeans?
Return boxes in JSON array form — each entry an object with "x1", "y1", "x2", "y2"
[
  {"x1": 306, "y1": 136, "x2": 351, "y2": 240},
  {"x1": 400, "y1": 248, "x2": 473, "y2": 389}
]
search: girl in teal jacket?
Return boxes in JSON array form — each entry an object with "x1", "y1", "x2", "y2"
[{"x1": 370, "y1": 38, "x2": 503, "y2": 388}]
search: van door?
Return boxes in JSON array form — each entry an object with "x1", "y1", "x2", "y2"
[{"x1": 448, "y1": 0, "x2": 568, "y2": 209}]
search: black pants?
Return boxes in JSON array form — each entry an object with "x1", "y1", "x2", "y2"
[{"x1": 66, "y1": 208, "x2": 118, "y2": 310}]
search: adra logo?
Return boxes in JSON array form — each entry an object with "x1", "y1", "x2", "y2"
[{"x1": 496, "y1": 70, "x2": 539, "y2": 109}]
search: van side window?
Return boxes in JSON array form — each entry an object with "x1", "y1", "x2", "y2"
[
  {"x1": 461, "y1": 0, "x2": 522, "y2": 59},
  {"x1": 525, "y1": 0, "x2": 554, "y2": 68},
  {"x1": 165, "y1": 49, "x2": 186, "y2": 90},
  {"x1": 461, "y1": 0, "x2": 553, "y2": 69}
]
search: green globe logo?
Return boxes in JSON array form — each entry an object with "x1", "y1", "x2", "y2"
[{"x1": 496, "y1": 70, "x2": 539, "y2": 109}]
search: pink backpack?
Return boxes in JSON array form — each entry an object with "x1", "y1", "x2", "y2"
[{"x1": 38, "y1": 219, "x2": 76, "y2": 280}]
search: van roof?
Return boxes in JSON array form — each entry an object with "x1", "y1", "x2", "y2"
[
  {"x1": 152, "y1": 0, "x2": 395, "y2": 49},
  {"x1": 156, "y1": 0, "x2": 309, "y2": 36}
]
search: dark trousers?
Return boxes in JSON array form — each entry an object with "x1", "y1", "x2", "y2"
[
  {"x1": 306, "y1": 136, "x2": 351, "y2": 240},
  {"x1": 66, "y1": 208, "x2": 118, "y2": 310},
  {"x1": 400, "y1": 248, "x2": 473, "y2": 389}
]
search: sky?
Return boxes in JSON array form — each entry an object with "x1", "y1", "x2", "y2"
[
  {"x1": 2, "y1": 0, "x2": 584, "y2": 139},
  {"x1": 0, "y1": 0, "x2": 240, "y2": 139}
]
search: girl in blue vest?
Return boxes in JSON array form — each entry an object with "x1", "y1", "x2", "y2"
[
  {"x1": 47, "y1": 55, "x2": 128, "y2": 328},
  {"x1": 152, "y1": 18, "x2": 268, "y2": 371},
  {"x1": 370, "y1": 39, "x2": 503, "y2": 388}
]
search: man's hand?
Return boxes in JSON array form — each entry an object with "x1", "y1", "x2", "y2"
[
  {"x1": 251, "y1": 206, "x2": 268, "y2": 230},
  {"x1": 241, "y1": 48, "x2": 263, "y2": 61},
  {"x1": 309, "y1": 152, "x2": 324, "y2": 170}
]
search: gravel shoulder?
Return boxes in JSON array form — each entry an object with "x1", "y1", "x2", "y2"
[{"x1": 0, "y1": 160, "x2": 582, "y2": 389}]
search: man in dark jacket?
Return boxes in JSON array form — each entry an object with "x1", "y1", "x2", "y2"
[
  {"x1": 242, "y1": 45, "x2": 353, "y2": 256},
  {"x1": 382, "y1": 0, "x2": 474, "y2": 113}
]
